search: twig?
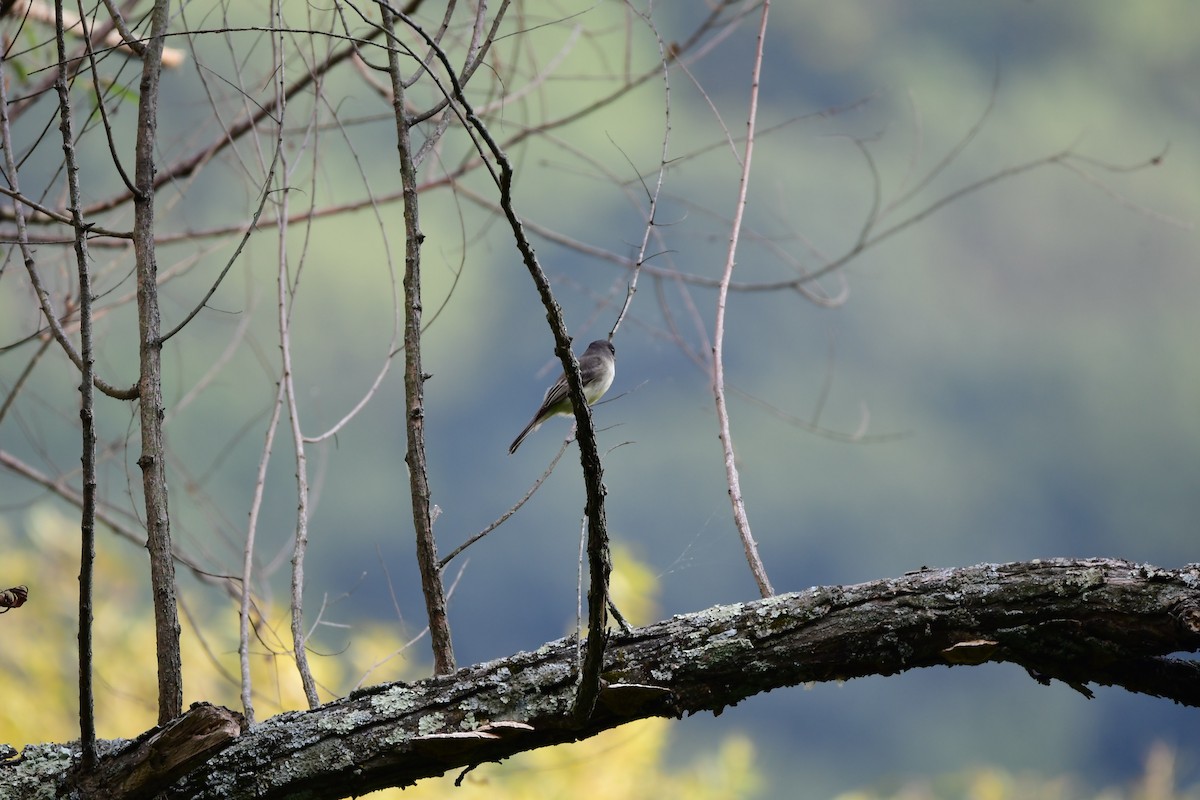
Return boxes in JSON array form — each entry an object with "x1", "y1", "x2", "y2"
[
  {"x1": 158, "y1": 149, "x2": 281, "y2": 345},
  {"x1": 608, "y1": 7, "x2": 671, "y2": 340},
  {"x1": 0, "y1": 448, "x2": 240, "y2": 596},
  {"x1": 262, "y1": 2, "x2": 320, "y2": 710},
  {"x1": 51, "y1": 1, "x2": 97, "y2": 767},
  {"x1": 0, "y1": 336, "x2": 52, "y2": 427},
  {"x1": 297, "y1": 67, "x2": 404, "y2": 444},
  {"x1": 240, "y1": 378, "x2": 286, "y2": 724},
  {"x1": 0, "y1": 61, "x2": 135, "y2": 401},
  {"x1": 438, "y1": 438, "x2": 571, "y2": 570},
  {"x1": 711, "y1": 0, "x2": 774, "y2": 598},
  {"x1": 15, "y1": 0, "x2": 186, "y2": 66}
]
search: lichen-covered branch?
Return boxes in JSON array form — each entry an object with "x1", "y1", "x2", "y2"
[{"x1": 7, "y1": 559, "x2": 1197, "y2": 799}]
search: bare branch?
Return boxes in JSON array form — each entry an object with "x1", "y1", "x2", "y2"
[
  {"x1": 239, "y1": 377, "x2": 285, "y2": 725},
  {"x1": 261, "y1": 2, "x2": 321, "y2": 710},
  {"x1": 711, "y1": 1, "x2": 773, "y2": 598},
  {"x1": 52, "y1": 0, "x2": 98, "y2": 767},
  {"x1": 5, "y1": 559, "x2": 1191, "y2": 799},
  {"x1": 438, "y1": 438, "x2": 572, "y2": 570},
  {"x1": 381, "y1": 1, "x2": 456, "y2": 677},
  {"x1": 609, "y1": 7, "x2": 671, "y2": 340},
  {"x1": 0, "y1": 58, "x2": 135, "y2": 401},
  {"x1": 158, "y1": 147, "x2": 281, "y2": 345},
  {"x1": 131, "y1": 0, "x2": 183, "y2": 725}
]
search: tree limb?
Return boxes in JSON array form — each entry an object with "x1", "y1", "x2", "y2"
[{"x1": 6, "y1": 558, "x2": 1197, "y2": 799}]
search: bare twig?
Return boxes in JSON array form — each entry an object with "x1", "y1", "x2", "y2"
[
  {"x1": 298, "y1": 97, "x2": 403, "y2": 445},
  {"x1": 262, "y1": 1, "x2": 321, "y2": 710},
  {"x1": 74, "y1": 22, "x2": 382, "y2": 220},
  {"x1": 15, "y1": 0, "x2": 186, "y2": 66},
  {"x1": 0, "y1": 448, "x2": 240, "y2": 596},
  {"x1": 437, "y1": 438, "x2": 572, "y2": 570},
  {"x1": 240, "y1": 379, "x2": 286, "y2": 724},
  {"x1": 0, "y1": 336, "x2": 52, "y2": 428},
  {"x1": 52, "y1": 0, "x2": 97, "y2": 767},
  {"x1": 609, "y1": 7, "x2": 671, "y2": 340},
  {"x1": 158, "y1": 150, "x2": 281, "y2": 345},
  {"x1": 711, "y1": 1, "x2": 773, "y2": 598},
  {"x1": 0, "y1": 60, "x2": 135, "y2": 401}
]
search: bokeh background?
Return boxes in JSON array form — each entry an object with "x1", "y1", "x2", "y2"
[{"x1": 1, "y1": 2, "x2": 1197, "y2": 797}]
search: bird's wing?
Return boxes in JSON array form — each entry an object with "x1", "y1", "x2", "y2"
[{"x1": 538, "y1": 374, "x2": 570, "y2": 413}]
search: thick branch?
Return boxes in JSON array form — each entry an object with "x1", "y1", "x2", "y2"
[
  {"x1": 70, "y1": 704, "x2": 243, "y2": 799},
  {"x1": 7, "y1": 559, "x2": 1196, "y2": 799}
]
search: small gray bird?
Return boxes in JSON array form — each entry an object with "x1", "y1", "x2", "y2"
[{"x1": 508, "y1": 340, "x2": 616, "y2": 454}]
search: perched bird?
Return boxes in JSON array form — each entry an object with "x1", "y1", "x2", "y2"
[{"x1": 508, "y1": 339, "x2": 616, "y2": 454}]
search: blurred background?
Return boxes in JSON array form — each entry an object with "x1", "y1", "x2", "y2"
[{"x1": 1, "y1": 2, "x2": 1197, "y2": 797}]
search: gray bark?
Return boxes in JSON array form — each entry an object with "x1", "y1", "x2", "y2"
[{"x1": 5, "y1": 558, "x2": 1198, "y2": 799}]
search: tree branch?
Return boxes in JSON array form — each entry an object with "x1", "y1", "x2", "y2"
[
  {"x1": 132, "y1": 0, "x2": 182, "y2": 725},
  {"x1": 7, "y1": 559, "x2": 1197, "y2": 799},
  {"x1": 376, "y1": 2, "x2": 611, "y2": 708},
  {"x1": 51, "y1": 0, "x2": 98, "y2": 768},
  {"x1": 711, "y1": 0, "x2": 773, "y2": 598},
  {"x1": 382, "y1": 2, "x2": 456, "y2": 677}
]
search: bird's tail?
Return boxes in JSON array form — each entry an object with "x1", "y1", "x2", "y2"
[{"x1": 508, "y1": 419, "x2": 540, "y2": 454}]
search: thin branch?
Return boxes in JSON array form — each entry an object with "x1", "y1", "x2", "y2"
[
  {"x1": 62, "y1": 23, "x2": 378, "y2": 221},
  {"x1": 0, "y1": 60, "x2": 135, "y2": 401},
  {"x1": 0, "y1": 184, "x2": 131, "y2": 237},
  {"x1": 711, "y1": 0, "x2": 773, "y2": 598},
  {"x1": 381, "y1": 1, "x2": 456, "y2": 677},
  {"x1": 437, "y1": 438, "x2": 572, "y2": 570},
  {"x1": 75, "y1": 0, "x2": 137, "y2": 196},
  {"x1": 3, "y1": 0, "x2": 137, "y2": 122},
  {"x1": 608, "y1": 6, "x2": 671, "y2": 340},
  {"x1": 377, "y1": 1, "x2": 614, "y2": 715},
  {"x1": 0, "y1": 448, "x2": 240, "y2": 597},
  {"x1": 158, "y1": 147, "x2": 281, "y2": 345},
  {"x1": 52, "y1": 0, "x2": 97, "y2": 768},
  {"x1": 0, "y1": 336, "x2": 52, "y2": 428},
  {"x1": 239, "y1": 350, "x2": 287, "y2": 725},
  {"x1": 298, "y1": 80, "x2": 403, "y2": 445},
  {"x1": 16, "y1": 0, "x2": 185, "y2": 65},
  {"x1": 97, "y1": 0, "x2": 145, "y2": 58},
  {"x1": 264, "y1": 1, "x2": 320, "y2": 710}
]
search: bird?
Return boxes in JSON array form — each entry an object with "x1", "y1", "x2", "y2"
[{"x1": 508, "y1": 339, "x2": 616, "y2": 454}]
